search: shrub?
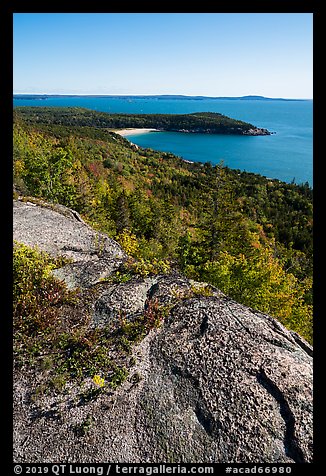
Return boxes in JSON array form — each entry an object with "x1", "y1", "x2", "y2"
[
  {"x1": 13, "y1": 241, "x2": 72, "y2": 330},
  {"x1": 116, "y1": 229, "x2": 140, "y2": 258}
]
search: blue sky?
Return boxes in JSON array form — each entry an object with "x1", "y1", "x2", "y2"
[{"x1": 13, "y1": 13, "x2": 313, "y2": 99}]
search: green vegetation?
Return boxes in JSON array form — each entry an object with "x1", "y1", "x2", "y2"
[
  {"x1": 73, "y1": 415, "x2": 95, "y2": 437},
  {"x1": 14, "y1": 107, "x2": 269, "y2": 134},
  {"x1": 13, "y1": 107, "x2": 313, "y2": 344}
]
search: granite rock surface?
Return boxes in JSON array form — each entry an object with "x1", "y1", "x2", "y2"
[{"x1": 13, "y1": 199, "x2": 313, "y2": 463}]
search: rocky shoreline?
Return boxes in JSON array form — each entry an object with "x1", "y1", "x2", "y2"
[
  {"x1": 169, "y1": 126, "x2": 272, "y2": 135},
  {"x1": 242, "y1": 127, "x2": 273, "y2": 135}
]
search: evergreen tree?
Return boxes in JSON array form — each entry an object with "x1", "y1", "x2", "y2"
[{"x1": 115, "y1": 191, "x2": 131, "y2": 233}]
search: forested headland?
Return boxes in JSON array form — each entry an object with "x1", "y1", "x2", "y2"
[
  {"x1": 14, "y1": 107, "x2": 271, "y2": 135},
  {"x1": 13, "y1": 107, "x2": 313, "y2": 343}
]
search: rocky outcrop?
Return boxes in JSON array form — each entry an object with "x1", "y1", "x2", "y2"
[
  {"x1": 13, "y1": 199, "x2": 313, "y2": 463},
  {"x1": 242, "y1": 127, "x2": 272, "y2": 136},
  {"x1": 169, "y1": 126, "x2": 272, "y2": 135},
  {"x1": 13, "y1": 199, "x2": 126, "y2": 264}
]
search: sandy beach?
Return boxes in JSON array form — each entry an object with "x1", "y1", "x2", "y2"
[{"x1": 112, "y1": 128, "x2": 159, "y2": 136}]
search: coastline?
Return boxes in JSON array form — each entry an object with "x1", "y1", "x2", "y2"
[
  {"x1": 112, "y1": 126, "x2": 270, "y2": 136},
  {"x1": 112, "y1": 127, "x2": 194, "y2": 164},
  {"x1": 112, "y1": 128, "x2": 159, "y2": 137}
]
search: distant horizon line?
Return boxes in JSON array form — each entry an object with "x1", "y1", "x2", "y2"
[{"x1": 13, "y1": 93, "x2": 312, "y2": 101}]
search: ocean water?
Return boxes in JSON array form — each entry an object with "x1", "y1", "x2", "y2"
[{"x1": 13, "y1": 96, "x2": 313, "y2": 186}]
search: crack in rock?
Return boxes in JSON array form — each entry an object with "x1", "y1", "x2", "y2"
[
  {"x1": 256, "y1": 367, "x2": 306, "y2": 463},
  {"x1": 200, "y1": 314, "x2": 209, "y2": 336},
  {"x1": 194, "y1": 403, "x2": 221, "y2": 438}
]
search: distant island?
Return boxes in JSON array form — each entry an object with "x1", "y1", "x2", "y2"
[
  {"x1": 13, "y1": 94, "x2": 309, "y2": 101},
  {"x1": 14, "y1": 107, "x2": 272, "y2": 136}
]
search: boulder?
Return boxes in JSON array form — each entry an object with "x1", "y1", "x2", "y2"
[{"x1": 135, "y1": 294, "x2": 313, "y2": 463}]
